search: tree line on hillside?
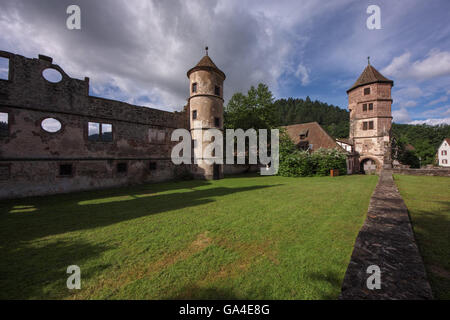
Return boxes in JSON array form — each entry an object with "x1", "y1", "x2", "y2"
[{"x1": 224, "y1": 83, "x2": 450, "y2": 167}]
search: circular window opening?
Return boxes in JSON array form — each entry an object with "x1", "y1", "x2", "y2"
[
  {"x1": 42, "y1": 68, "x2": 63, "y2": 83},
  {"x1": 41, "y1": 118, "x2": 62, "y2": 133}
]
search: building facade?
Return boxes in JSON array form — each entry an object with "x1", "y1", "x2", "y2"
[
  {"x1": 437, "y1": 138, "x2": 450, "y2": 167},
  {"x1": 0, "y1": 49, "x2": 225, "y2": 199},
  {"x1": 347, "y1": 60, "x2": 394, "y2": 173}
]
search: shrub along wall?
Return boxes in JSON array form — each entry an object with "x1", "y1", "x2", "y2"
[{"x1": 278, "y1": 148, "x2": 347, "y2": 177}]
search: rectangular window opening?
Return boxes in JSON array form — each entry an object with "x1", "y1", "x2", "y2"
[
  {"x1": 192, "y1": 110, "x2": 197, "y2": 120},
  {"x1": 369, "y1": 121, "x2": 374, "y2": 130},
  {"x1": 117, "y1": 162, "x2": 127, "y2": 173},
  {"x1": 59, "y1": 164, "x2": 73, "y2": 176},
  {"x1": 362, "y1": 104, "x2": 367, "y2": 112},
  {"x1": 101, "y1": 123, "x2": 113, "y2": 142},
  {"x1": 364, "y1": 87, "x2": 370, "y2": 95},
  {"x1": 0, "y1": 57, "x2": 9, "y2": 80},
  {"x1": 363, "y1": 122, "x2": 368, "y2": 130},
  {"x1": 214, "y1": 117, "x2": 220, "y2": 127},
  {"x1": 192, "y1": 83, "x2": 197, "y2": 93},
  {"x1": 149, "y1": 162, "x2": 157, "y2": 170},
  {"x1": 369, "y1": 103, "x2": 373, "y2": 111},
  {"x1": 0, "y1": 112, "x2": 9, "y2": 137},
  {"x1": 215, "y1": 86, "x2": 220, "y2": 96},
  {"x1": 88, "y1": 122, "x2": 113, "y2": 142}
]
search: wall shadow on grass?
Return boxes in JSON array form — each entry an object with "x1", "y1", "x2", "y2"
[
  {"x1": 1, "y1": 183, "x2": 280, "y2": 244},
  {"x1": 0, "y1": 239, "x2": 110, "y2": 299}
]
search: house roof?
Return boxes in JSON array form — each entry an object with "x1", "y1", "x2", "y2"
[
  {"x1": 283, "y1": 122, "x2": 346, "y2": 152},
  {"x1": 347, "y1": 63, "x2": 393, "y2": 93},
  {"x1": 187, "y1": 54, "x2": 226, "y2": 79},
  {"x1": 336, "y1": 138, "x2": 353, "y2": 145}
]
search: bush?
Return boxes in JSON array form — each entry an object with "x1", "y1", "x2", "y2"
[{"x1": 278, "y1": 147, "x2": 347, "y2": 177}]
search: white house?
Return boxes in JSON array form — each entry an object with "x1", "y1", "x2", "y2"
[{"x1": 437, "y1": 138, "x2": 450, "y2": 167}]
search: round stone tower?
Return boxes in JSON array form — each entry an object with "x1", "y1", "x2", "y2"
[{"x1": 187, "y1": 47, "x2": 226, "y2": 180}]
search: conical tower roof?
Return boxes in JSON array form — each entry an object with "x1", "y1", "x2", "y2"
[
  {"x1": 347, "y1": 62, "x2": 393, "y2": 93},
  {"x1": 187, "y1": 49, "x2": 226, "y2": 79}
]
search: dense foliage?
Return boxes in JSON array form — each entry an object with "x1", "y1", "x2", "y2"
[
  {"x1": 278, "y1": 130, "x2": 347, "y2": 177},
  {"x1": 274, "y1": 97, "x2": 349, "y2": 138},
  {"x1": 391, "y1": 124, "x2": 450, "y2": 166}
]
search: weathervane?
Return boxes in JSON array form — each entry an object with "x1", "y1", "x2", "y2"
[
  {"x1": 368, "y1": 56, "x2": 371, "y2": 65},
  {"x1": 205, "y1": 46, "x2": 209, "y2": 56}
]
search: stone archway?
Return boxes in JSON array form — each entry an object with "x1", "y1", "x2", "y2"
[{"x1": 360, "y1": 157, "x2": 380, "y2": 174}]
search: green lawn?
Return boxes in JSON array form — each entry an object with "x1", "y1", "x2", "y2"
[
  {"x1": 394, "y1": 175, "x2": 450, "y2": 300},
  {"x1": 0, "y1": 174, "x2": 377, "y2": 300}
]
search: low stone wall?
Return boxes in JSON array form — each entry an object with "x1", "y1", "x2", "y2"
[
  {"x1": 340, "y1": 170, "x2": 433, "y2": 299},
  {"x1": 393, "y1": 168, "x2": 450, "y2": 177}
]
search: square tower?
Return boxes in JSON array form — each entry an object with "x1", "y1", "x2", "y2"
[{"x1": 347, "y1": 60, "x2": 394, "y2": 173}]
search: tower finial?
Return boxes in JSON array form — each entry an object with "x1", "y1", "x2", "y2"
[
  {"x1": 205, "y1": 46, "x2": 208, "y2": 56},
  {"x1": 368, "y1": 56, "x2": 370, "y2": 65}
]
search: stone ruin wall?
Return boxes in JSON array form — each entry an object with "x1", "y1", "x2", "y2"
[{"x1": 0, "y1": 51, "x2": 190, "y2": 199}]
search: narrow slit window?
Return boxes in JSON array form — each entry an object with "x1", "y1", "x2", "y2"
[
  {"x1": 192, "y1": 82, "x2": 197, "y2": 93},
  {"x1": 0, "y1": 112, "x2": 8, "y2": 137},
  {"x1": 214, "y1": 117, "x2": 220, "y2": 127},
  {"x1": 369, "y1": 103, "x2": 373, "y2": 111},
  {"x1": 369, "y1": 121, "x2": 374, "y2": 130},
  {"x1": 0, "y1": 57, "x2": 9, "y2": 80},
  {"x1": 215, "y1": 86, "x2": 220, "y2": 96},
  {"x1": 192, "y1": 110, "x2": 197, "y2": 120}
]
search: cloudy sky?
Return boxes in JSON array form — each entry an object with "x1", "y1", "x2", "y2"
[{"x1": 0, "y1": 0, "x2": 449, "y2": 124}]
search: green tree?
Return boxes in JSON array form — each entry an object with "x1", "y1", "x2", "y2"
[{"x1": 224, "y1": 83, "x2": 277, "y2": 130}]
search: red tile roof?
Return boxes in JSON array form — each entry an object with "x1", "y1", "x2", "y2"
[{"x1": 347, "y1": 64, "x2": 393, "y2": 93}]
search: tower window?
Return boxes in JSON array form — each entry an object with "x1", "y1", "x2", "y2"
[
  {"x1": 369, "y1": 103, "x2": 373, "y2": 111},
  {"x1": 192, "y1": 82, "x2": 197, "y2": 93},
  {"x1": 369, "y1": 121, "x2": 374, "y2": 129},
  {"x1": 59, "y1": 164, "x2": 73, "y2": 177},
  {"x1": 149, "y1": 162, "x2": 157, "y2": 170},
  {"x1": 192, "y1": 110, "x2": 197, "y2": 120},
  {"x1": 117, "y1": 162, "x2": 127, "y2": 173},
  {"x1": 0, "y1": 112, "x2": 9, "y2": 137},
  {"x1": 362, "y1": 104, "x2": 367, "y2": 111},
  {"x1": 363, "y1": 122, "x2": 368, "y2": 130},
  {"x1": 214, "y1": 117, "x2": 220, "y2": 127},
  {"x1": 364, "y1": 87, "x2": 370, "y2": 95},
  {"x1": 215, "y1": 86, "x2": 221, "y2": 96}
]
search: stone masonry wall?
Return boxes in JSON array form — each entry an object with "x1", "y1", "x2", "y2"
[
  {"x1": 340, "y1": 170, "x2": 433, "y2": 299},
  {"x1": 0, "y1": 51, "x2": 189, "y2": 199}
]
